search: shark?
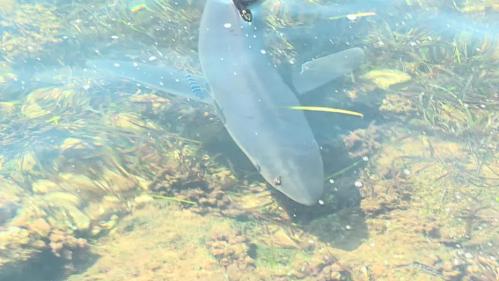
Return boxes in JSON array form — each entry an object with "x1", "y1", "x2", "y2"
[
  {"x1": 87, "y1": 0, "x2": 365, "y2": 205},
  {"x1": 197, "y1": 0, "x2": 326, "y2": 205}
]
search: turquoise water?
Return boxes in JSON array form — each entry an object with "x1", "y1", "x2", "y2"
[{"x1": 0, "y1": 1, "x2": 497, "y2": 280}]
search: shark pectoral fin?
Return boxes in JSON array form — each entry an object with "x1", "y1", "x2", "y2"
[
  {"x1": 292, "y1": 47, "x2": 365, "y2": 95},
  {"x1": 86, "y1": 59, "x2": 213, "y2": 104}
]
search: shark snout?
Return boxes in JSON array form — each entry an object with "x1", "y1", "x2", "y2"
[
  {"x1": 264, "y1": 151, "x2": 324, "y2": 206},
  {"x1": 272, "y1": 172, "x2": 324, "y2": 206}
]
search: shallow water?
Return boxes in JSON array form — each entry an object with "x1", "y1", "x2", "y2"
[{"x1": 0, "y1": 0, "x2": 498, "y2": 280}]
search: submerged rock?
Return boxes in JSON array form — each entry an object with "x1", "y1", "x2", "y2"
[
  {"x1": 65, "y1": 205, "x2": 231, "y2": 281},
  {"x1": 207, "y1": 230, "x2": 255, "y2": 270},
  {"x1": 362, "y1": 69, "x2": 411, "y2": 89}
]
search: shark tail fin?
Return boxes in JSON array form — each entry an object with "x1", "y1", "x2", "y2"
[{"x1": 292, "y1": 47, "x2": 365, "y2": 94}]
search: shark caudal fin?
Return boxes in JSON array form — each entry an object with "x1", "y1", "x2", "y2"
[{"x1": 292, "y1": 47, "x2": 365, "y2": 94}]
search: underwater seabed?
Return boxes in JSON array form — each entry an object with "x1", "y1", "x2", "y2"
[
  {"x1": 1, "y1": 0, "x2": 498, "y2": 280},
  {"x1": 2, "y1": 126, "x2": 497, "y2": 281}
]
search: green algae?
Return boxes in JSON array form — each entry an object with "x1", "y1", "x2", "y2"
[
  {"x1": 150, "y1": 193, "x2": 197, "y2": 205},
  {"x1": 0, "y1": 3, "x2": 62, "y2": 61},
  {"x1": 254, "y1": 245, "x2": 301, "y2": 272}
]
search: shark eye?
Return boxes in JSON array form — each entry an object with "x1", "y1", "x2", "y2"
[
  {"x1": 232, "y1": 0, "x2": 254, "y2": 22},
  {"x1": 240, "y1": 9, "x2": 253, "y2": 22},
  {"x1": 273, "y1": 176, "x2": 282, "y2": 186}
]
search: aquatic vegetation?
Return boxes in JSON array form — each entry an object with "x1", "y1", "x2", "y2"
[
  {"x1": 261, "y1": 0, "x2": 372, "y2": 66},
  {"x1": 108, "y1": 112, "x2": 160, "y2": 132},
  {"x1": 0, "y1": 178, "x2": 21, "y2": 225},
  {"x1": 64, "y1": 205, "x2": 232, "y2": 281},
  {"x1": 57, "y1": 0, "x2": 202, "y2": 62},
  {"x1": 342, "y1": 123, "x2": 383, "y2": 158},
  {"x1": 0, "y1": 177, "x2": 90, "y2": 279},
  {"x1": 21, "y1": 87, "x2": 81, "y2": 119},
  {"x1": 359, "y1": 1, "x2": 498, "y2": 138},
  {"x1": 405, "y1": 0, "x2": 499, "y2": 13},
  {"x1": 0, "y1": 3, "x2": 62, "y2": 61},
  {"x1": 460, "y1": 0, "x2": 499, "y2": 13},
  {"x1": 0, "y1": 62, "x2": 16, "y2": 86},
  {"x1": 48, "y1": 229, "x2": 88, "y2": 259},
  {"x1": 379, "y1": 93, "x2": 416, "y2": 113},
  {"x1": 352, "y1": 132, "x2": 498, "y2": 279},
  {"x1": 0, "y1": 226, "x2": 35, "y2": 268},
  {"x1": 147, "y1": 152, "x2": 237, "y2": 215},
  {"x1": 0, "y1": 56, "x2": 218, "y2": 279},
  {"x1": 128, "y1": 92, "x2": 171, "y2": 113},
  {"x1": 207, "y1": 229, "x2": 255, "y2": 270},
  {"x1": 292, "y1": 252, "x2": 351, "y2": 281},
  {"x1": 253, "y1": 245, "x2": 302, "y2": 276}
]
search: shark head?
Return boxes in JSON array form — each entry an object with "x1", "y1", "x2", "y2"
[{"x1": 257, "y1": 144, "x2": 325, "y2": 206}]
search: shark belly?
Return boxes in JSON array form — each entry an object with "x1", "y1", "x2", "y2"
[{"x1": 199, "y1": 0, "x2": 324, "y2": 205}]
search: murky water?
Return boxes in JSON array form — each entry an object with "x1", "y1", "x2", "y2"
[{"x1": 0, "y1": 0, "x2": 497, "y2": 280}]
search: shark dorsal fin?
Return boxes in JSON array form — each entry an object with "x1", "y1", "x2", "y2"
[{"x1": 292, "y1": 47, "x2": 365, "y2": 95}]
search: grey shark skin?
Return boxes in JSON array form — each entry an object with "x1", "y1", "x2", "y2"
[{"x1": 198, "y1": 0, "x2": 324, "y2": 205}]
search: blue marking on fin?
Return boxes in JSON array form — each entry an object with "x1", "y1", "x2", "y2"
[
  {"x1": 86, "y1": 59, "x2": 213, "y2": 104},
  {"x1": 185, "y1": 73, "x2": 206, "y2": 99}
]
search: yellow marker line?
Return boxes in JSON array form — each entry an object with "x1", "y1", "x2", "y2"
[{"x1": 288, "y1": 106, "x2": 364, "y2": 118}]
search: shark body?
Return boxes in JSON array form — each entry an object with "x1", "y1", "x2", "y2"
[{"x1": 198, "y1": 0, "x2": 325, "y2": 205}]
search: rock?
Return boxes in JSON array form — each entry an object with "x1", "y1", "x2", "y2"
[
  {"x1": 65, "y1": 205, "x2": 91, "y2": 232},
  {"x1": 59, "y1": 173, "x2": 102, "y2": 196},
  {"x1": 134, "y1": 194, "x2": 154, "y2": 208},
  {"x1": 101, "y1": 169, "x2": 137, "y2": 192},
  {"x1": 362, "y1": 69, "x2": 411, "y2": 89},
  {"x1": 60, "y1": 138, "x2": 87, "y2": 152},
  {"x1": 0, "y1": 227, "x2": 31, "y2": 249},
  {"x1": 207, "y1": 230, "x2": 254, "y2": 270},
  {"x1": 86, "y1": 196, "x2": 124, "y2": 222},
  {"x1": 269, "y1": 228, "x2": 299, "y2": 249},
  {"x1": 329, "y1": 270, "x2": 342, "y2": 281},
  {"x1": 43, "y1": 192, "x2": 81, "y2": 207},
  {"x1": 28, "y1": 218, "x2": 51, "y2": 237},
  {"x1": 48, "y1": 229, "x2": 88, "y2": 259},
  {"x1": 31, "y1": 239, "x2": 47, "y2": 250}
]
